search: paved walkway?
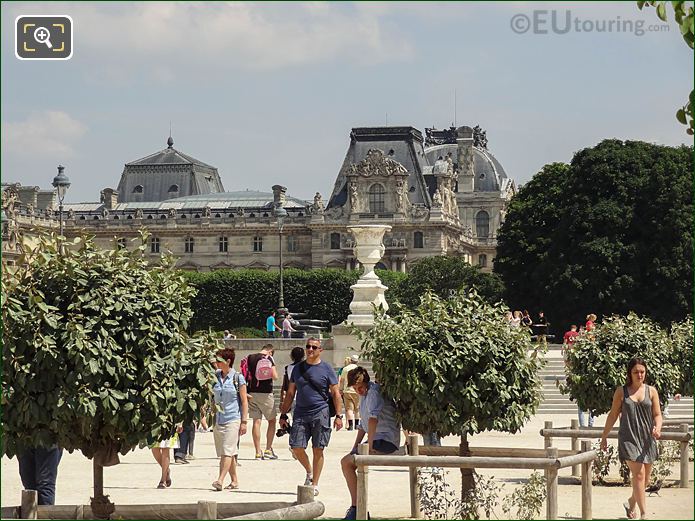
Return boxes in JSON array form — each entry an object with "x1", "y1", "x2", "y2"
[{"x1": 2, "y1": 413, "x2": 693, "y2": 519}]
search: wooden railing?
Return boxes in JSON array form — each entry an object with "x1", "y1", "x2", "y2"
[
  {"x1": 352, "y1": 434, "x2": 597, "y2": 521},
  {"x1": 540, "y1": 420, "x2": 693, "y2": 488}
]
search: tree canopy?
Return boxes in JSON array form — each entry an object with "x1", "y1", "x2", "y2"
[
  {"x1": 2, "y1": 233, "x2": 213, "y2": 461},
  {"x1": 494, "y1": 140, "x2": 693, "y2": 335}
]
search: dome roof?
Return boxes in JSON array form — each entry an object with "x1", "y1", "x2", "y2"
[{"x1": 423, "y1": 144, "x2": 508, "y2": 192}]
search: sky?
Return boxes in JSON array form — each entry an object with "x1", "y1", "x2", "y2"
[{"x1": 2, "y1": 1, "x2": 693, "y2": 204}]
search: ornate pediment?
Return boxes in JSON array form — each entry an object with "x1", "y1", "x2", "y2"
[{"x1": 347, "y1": 149, "x2": 409, "y2": 178}]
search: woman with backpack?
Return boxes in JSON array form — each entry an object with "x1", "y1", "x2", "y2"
[{"x1": 211, "y1": 347, "x2": 248, "y2": 491}]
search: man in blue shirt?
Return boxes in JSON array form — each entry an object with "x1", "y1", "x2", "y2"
[
  {"x1": 266, "y1": 311, "x2": 281, "y2": 338},
  {"x1": 279, "y1": 337, "x2": 343, "y2": 496}
]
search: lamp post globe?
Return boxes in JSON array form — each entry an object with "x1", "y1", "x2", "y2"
[
  {"x1": 51, "y1": 165, "x2": 71, "y2": 236},
  {"x1": 274, "y1": 205, "x2": 288, "y2": 312}
]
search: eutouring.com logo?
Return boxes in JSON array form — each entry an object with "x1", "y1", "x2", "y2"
[{"x1": 510, "y1": 10, "x2": 670, "y2": 37}]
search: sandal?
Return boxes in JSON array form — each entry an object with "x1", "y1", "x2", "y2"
[
  {"x1": 225, "y1": 483, "x2": 239, "y2": 490},
  {"x1": 165, "y1": 469, "x2": 172, "y2": 488},
  {"x1": 212, "y1": 481, "x2": 223, "y2": 491},
  {"x1": 623, "y1": 501, "x2": 636, "y2": 519},
  {"x1": 157, "y1": 481, "x2": 166, "y2": 489}
]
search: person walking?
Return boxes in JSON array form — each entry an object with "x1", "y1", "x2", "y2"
[
  {"x1": 600, "y1": 358, "x2": 662, "y2": 520},
  {"x1": 152, "y1": 429, "x2": 180, "y2": 489},
  {"x1": 338, "y1": 355, "x2": 361, "y2": 431},
  {"x1": 282, "y1": 313, "x2": 296, "y2": 339},
  {"x1": 534, "y1": 311, "x2": 549, "y2": 347},
  {"x1": 266, "y1": 311, "x2": 281, "y2": 338},
  {"x1": 174, "y1": 422, "x2": 195, "y2": 464},
  {"x1": 340, "y1": 366, "x2": 401, "y2": 520},
  {"x1": 211, "y1": 347, "x2": 248, "y2": 491},
  {"x1": 279, "y1": 337, "x2": 343, "y2": 496},
  {"x1": 247, "y1": 344, "x2": 279, "y2": 460},
  {"x1": 17, "y1": 445, "x2": 63, "y2": 504}
]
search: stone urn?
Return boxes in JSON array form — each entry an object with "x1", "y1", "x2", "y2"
[{"x1": 346, "y1": 225, "x2": 391, "y2": 326}]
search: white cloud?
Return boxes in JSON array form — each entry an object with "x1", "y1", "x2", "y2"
[
  {"x1": 6, "y1": 2, "x2": 413, "y2": 71},
  {"x1": 2, "y1": 111, "x2": 88, "y2": 158}
]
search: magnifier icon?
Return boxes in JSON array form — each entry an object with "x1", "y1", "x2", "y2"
[{"x1": 33, "y1": 26, "x2": 53, "y2": 49}]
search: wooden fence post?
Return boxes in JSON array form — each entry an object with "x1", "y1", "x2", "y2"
[
  {"x1": 544, "y1": 421, "x2": 553, "y2": 449},
  {"x1": 570, "y1": 419, "x2": 580, "y2": 478},
  {"x1": 679, "y1": 423, "x2": 689, "y2": 488},
  {"x1": 20, "y1": 490, "x2": 38, "y2": 520},
  {"x1": 297, "y1": 485, "x2": 315, "y2": 504},
  {"x1": 197, "y1": 500, "x2": 217, "y2": 520},
  {"x1": 407, "y1": 434, "x2": 421, "y2": 519},
  {"x1": 580, "y1": 440, "x2": 592, "y2": 520},
  {"x1": 545, "y1": 447, "x2": 558, "y2": 520},
  {"x1": 356, "y1": 444, "x2": 369, "y2": 521}
]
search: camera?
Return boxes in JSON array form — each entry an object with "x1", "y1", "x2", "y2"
[{"x1": 276, "y1": 422, "x2": 291, "y2": 437}]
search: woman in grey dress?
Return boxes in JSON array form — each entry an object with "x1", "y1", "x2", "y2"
[{"x1": 600, "y1": 358, "x2": 662, "y2": 520}]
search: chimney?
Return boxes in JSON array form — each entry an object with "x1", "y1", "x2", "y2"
[
  {"x1": 100, "y1": 188, "x2": 119, "y2": 210},
  {"x1": 271, "y1": 185, "x2": 287, "y2": 207},
  {"x1": 456, "y1": 126, "x2": 475, "y2": 193}
]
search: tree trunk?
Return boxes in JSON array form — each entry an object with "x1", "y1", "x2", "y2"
[
  {"x1": 90, "y1": 456, "x2": 115, "y2": 519},
  {"x1": 459, "y1": 433, "x2": 475, "y2": 498}
]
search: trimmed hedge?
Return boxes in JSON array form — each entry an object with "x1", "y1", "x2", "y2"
[{"x1": 182, "y1": 268, "x2": 359, "y2": 331}]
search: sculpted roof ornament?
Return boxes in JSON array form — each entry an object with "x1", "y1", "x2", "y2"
[{"x1": 348, "y1": 149, "x2": 409, "y2": 178}]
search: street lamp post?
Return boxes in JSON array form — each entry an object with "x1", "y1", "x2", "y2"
[
  {"x1": 274, "y1": 204, "x2": 288, "y2": 311},
  {"x1": 51, "y1": 165, "x2": 71, "y2": 236}
]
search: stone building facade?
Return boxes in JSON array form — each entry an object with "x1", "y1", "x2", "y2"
[{"x1": 2, "y1": 126, "x2": 514, "y2": 272}]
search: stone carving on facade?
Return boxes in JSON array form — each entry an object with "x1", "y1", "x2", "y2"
[
  {"x1": 312, "y1": 192, "x2": 325, "y2": 214},
  {"x1": 473, "y1": 125, "x2": 488, "y2": 149},
  {"x1": 134, "y1": 208, "x2": 144, "y2": 219},
  {"x1": 432, "y1": 189, "x2": 443, "y2": 207},
  {"x1": 26, "y1": 204, "x2": 35, "y2": 217},
  {"x1": 67, "y1": 208, "x2": 75, "y2": 220},
  {"x1": 395, "y1": 180, "x2": 408, "y2": 212},
  {"x1": 2, "y1": 186, "x2": 18, "y2": 219},
  {"x1": 349, "y1": 182, "x2": 358, "y2": 212},
  {"x1": 324, "y1": 206, "x2": 343, "y2": 220},
  {"x1": 168, "y1": 208, "x2": 177, "y2": 219},
  {"x1": 348, "y1": 148, "x2": 409, "y2": 178},
  {"x1": 101, "y1": 207, "x2": 109, "y2": 219},
  {"x1": 424, "y1": 126, "x2": 457, "y2": 147},
  {"x1": 203, "y1": 206, "x2": 212, "y2": 218},
  {"x1": 408, "y1": 205, "x2": 429, "y2": 220}
]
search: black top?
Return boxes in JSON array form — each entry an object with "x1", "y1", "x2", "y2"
[{"x1": 247, "y1": 353, "x2": 275, "y2": 393}]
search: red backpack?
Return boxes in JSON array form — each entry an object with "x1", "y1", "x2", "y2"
[{"x1": 240, "y1": 356, "x2": 252, "y2": 386}]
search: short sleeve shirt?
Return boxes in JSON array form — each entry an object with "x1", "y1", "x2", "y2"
[
  {"x1": 291, "y1": 360, "x2": 338, "y2": 417},
  {"x1": 213, "y1": 369, "x2": 246, "y2": 425},
  {"x1": 358, "y1": 382, "x2": 401, "y2": 447},
  {"x1": 266, "y1": 315, "x2": 276, "y2": 332}
]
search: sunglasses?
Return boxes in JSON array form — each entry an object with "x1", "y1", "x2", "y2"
[{"x1": 305, "y1": 345, "x2": 321, "y2": 351}]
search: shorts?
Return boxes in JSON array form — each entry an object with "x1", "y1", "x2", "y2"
[
  {"x1": 289, "y1": 407, "x2": 332, "y2": 449},
  {"x1": 373, "y1": 439, "x2": 399, "y2": 454},
  {"x1": 248, "y1": 392, "x2": 277, "y2": 421},
  {"x1": 343, "y1": 392, "x2": 360, "y2": 414},
  {"x1": 214, "y1": 420, "x2": 241, "y2": 457}
]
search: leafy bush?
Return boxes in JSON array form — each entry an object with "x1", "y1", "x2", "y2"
[
  {"x1": 502, "y1": 471, "x2": 547, "y2": 520},
  {"x1": 418, "y1": 470, "x2": 503, "y2": 520},
  {"x1": 561, "y1": 312, "x2": 679, "y2": 415},
  {"x1": 670, "y1": 316, "x2": 694, "y2": 396},
  {"x1": 591, "y1": 442, "x2": 618, "y2": 485}
]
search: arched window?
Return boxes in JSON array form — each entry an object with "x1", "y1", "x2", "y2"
[
  {"x1": 330, "y1": 232, "x2": 341, "y2": 250},
  {"x1": 413, "y1": 231, "x2": 424, "y2": 249},
  {"x1": 133, "y1": 185, "x2": 144, "y2": 194},
  {"x1": 476, "y1": 210, "x2": 490, "y2": 238},
  {"x1": 478, "y1": 254, "x2": 488, "y2": 268},
  {"x1": 368, "y1": 184, "x2": 385, "y2": 213}
]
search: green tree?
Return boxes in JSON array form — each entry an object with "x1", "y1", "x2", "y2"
[
  {"x1": 638, "y1": 1, "x2": 694, "y2": 135},
  {"x1": 670, "y1": 316, "x2": 694, "y2": 396},
  {"x1": 561, "y1": 313, "x2": 679, "y2": 415},
  {"x1": 397, "y1": 256, "x2": 505, "y2": 309},
  {"x1": 2, "y1": 233, "x2": 213, "y2": 518},
  {"x1": 359, "y1": 290, "x2": 542, "y2": 495},
  {"x1": 495, "y1": 140, "x2": 693, "y2": 335}
]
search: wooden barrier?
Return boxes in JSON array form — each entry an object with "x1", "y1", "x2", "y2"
[
  {"x1": 571, "y1": 419, "x2": 580, "y2": 478},
  {"x1": 416, "y1": 445, "x2": 578, "y2": 458},
  {"x1": 354, "y1": 440, "x2": 596, "y2": 520},
  {"x1": 406, "y1": 435, "x2": 421, "y2": 519},
  {"x1": 541, "y1": 422, "x2": 692, "y2": 488},
  {"x1": 581, "y1": 440, "x2": 592, "y2": 520},
  {"x1": 5, "y1": 486, "x2": 319, "y2": 520}
]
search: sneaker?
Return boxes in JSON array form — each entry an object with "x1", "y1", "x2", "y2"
[
  {"x1": 343, "y1": 506, "x2": 357, "y2": 520},
  {"x1": 255, "y1": 453, "x2": 264, "y2": 460},
  {"x1": 263, "y1": 448, "x2": 278, "y2": 460},
  {"x1": 185, "y1": 454, "x2": 196, "y2": 461},
  {"x1": 304, "y1": 474, "x2": 313, "y2": 486},
  {"x1": 174, "y1": 457, "x2": 188, "y2": 465}
]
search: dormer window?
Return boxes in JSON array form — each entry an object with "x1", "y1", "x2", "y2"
[
  {"x1": 168, "y1": 184, "x2": 179, "y2": 193},
  {"x1": 368, "y1": 184, "x2": 385, "y2": 213},
  {"x1": 133, "y1": 185, "x2": 144, "y2": 194}
]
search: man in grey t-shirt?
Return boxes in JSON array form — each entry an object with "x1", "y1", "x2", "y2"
[{"x1": 339, "y1": 367, "x2": 400, "y2": 520}]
